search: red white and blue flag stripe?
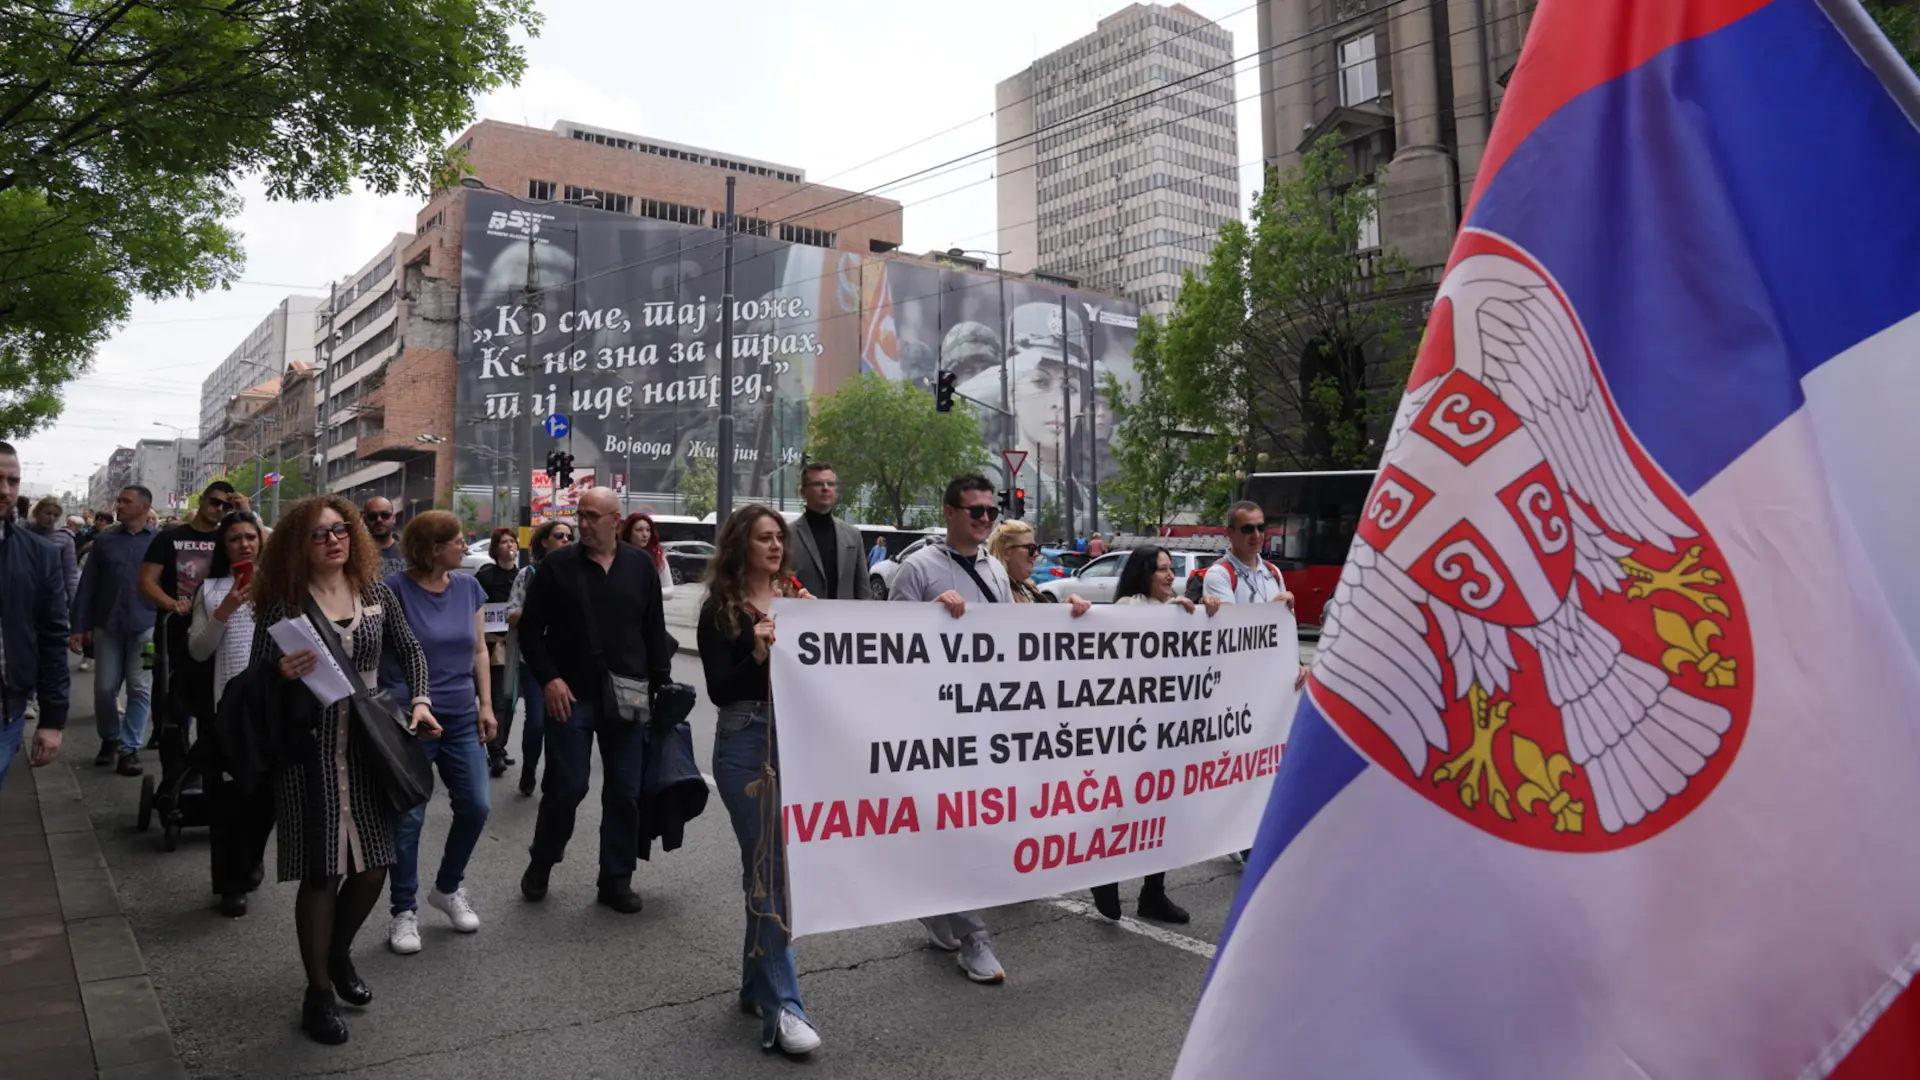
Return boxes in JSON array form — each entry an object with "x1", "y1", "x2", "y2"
[{"x1": 1178, "y1": 2, "x2": 1920, "y2": 1077}]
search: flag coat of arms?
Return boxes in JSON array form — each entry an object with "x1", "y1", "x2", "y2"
[{"x1": 1179, "y1": 2, "x2": 1920, "y2": 1077}]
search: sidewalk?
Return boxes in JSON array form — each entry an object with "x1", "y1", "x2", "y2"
[{"x1": 0, "y1": 736, "x2": 184, "y2": 1080}]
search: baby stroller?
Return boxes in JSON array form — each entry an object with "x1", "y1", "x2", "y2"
[{"x1": 135, "y1": 618, "x2": 210, "y2": 851}]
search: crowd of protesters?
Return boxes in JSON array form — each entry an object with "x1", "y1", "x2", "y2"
[{"x1": 7, "y1": 464, "x2": 1298, "y2": 1058}]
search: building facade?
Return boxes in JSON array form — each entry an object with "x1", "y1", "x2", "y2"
[
  {"x1": 1255, "y1": 0, "x2": 1537, "y2": 280},
  {"x1": 128, "y1": 438, "x2": 196, "y2": 511},
  {"x1": 87, "y1": 447, "x2": 136, "y2": 513},
  {"x1": 325, "y1": 118, "x2": 908, "y2": 515},
  {"x1": 310, "y1": 234, "x2": 411, "y2": 505},
  {"x1": 197, "y1": 295, "x2": 320, "y2": 481},
  {"x1": 996, "y1": 3, "x2": 1240, "y2": 317}
]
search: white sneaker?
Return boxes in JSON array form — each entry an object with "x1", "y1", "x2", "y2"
[
  {"x1": 388, "y1": 910, "x2": 421, "y2": 954},
  {"x1": 429, "y1": 887, "x2": 480, "y2": 933},
  {"x1": 78, "y1": 659, "x2": 92, "y2": 672},
  {"x1": 774, "y1": 1010, "x2": 821, "y2": 1056},
  {"x1": 956, "y1": 932, "x2": 1005, "y2": 984},
  {"x1": 920, "y1": 916, "x2": 960, "y2": 952}
]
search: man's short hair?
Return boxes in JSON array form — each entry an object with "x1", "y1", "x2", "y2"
[
  {"x1": 801, "y1": 461, "x2": 835, "y2": 483},
  {"x1": 204, "y1": 480, "x2": 236, "y2": 497},
  {"x1": 0, "y1": 441, "x2": 17, "y2": 458},
  {"x1": 123, "y1": 485, "x2": 153, "y2": 504},
  {"x1": 1226, "y1": 500, "x2": 1263, "y2": 527},
  {"x1": 944, "y1": 474, "x2": 994, "y2": 507}
]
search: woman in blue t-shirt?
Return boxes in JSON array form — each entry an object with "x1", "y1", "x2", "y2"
[{"x1": 378, "y1": 510, "x2": 494, "y2": 956}]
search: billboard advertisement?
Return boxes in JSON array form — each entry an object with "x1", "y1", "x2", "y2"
[{"x1": 456, "y1": 192, "x2": 1139, "y2": 514}]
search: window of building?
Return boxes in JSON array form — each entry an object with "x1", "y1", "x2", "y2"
[
  {"x1": 528, "y1": 179, "x2": 556, "y2": 201},
  {"x1": 731, "y1": 215, "x2": 772, "y2": 237},
  {"x1": 779, "y1": 223, "x2": 836, "y2": 249},
  {"x1": 1338, "y1": 33, "x2": 1378, "y2": 106},
  {"x1": 639, "y1": 198, "x2": 705, "y2": 226},
  {"x1": 564, "y1": 185, "x2": 631, "y2": 213},
  {"x1": 1356, "y1": 186, "x2": 1381, "y2": 250}
]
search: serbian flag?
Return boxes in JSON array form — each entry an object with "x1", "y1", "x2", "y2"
[{"x1": 1178, "y1": 2, "x2": 1920, "y2": 1077}]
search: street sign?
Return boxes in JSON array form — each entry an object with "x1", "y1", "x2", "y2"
[
  {"x1": 1001, "y1": 449, "x2": 1029, "y2": 477},
  {"x1": 543, "y1": 414, "x2": 570, "y2": 439}
]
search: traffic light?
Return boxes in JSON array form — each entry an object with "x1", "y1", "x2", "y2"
[
  {"x1": 998, "y1": 488, "x2": 1011, "y2": 516},
  {"x1": 543, "y1": 450, "x2": 560, "y2": 481},
  {"x1": 1012, "y1": 487, "x2": 1026, "y2": 518},
  {"x1": 935, "y1": 369, "x2": 956, "y2": 413},
  {"x1": 557, "y1": 452, "x2": 575, "y2": 488}
]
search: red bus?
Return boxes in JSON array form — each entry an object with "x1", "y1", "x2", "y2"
[{"x1": 1159, "y1": 469, "x2": 1376, "y2": 629}]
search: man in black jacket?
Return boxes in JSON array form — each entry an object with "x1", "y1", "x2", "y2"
[
  {"x1": 0, "y1": 443, "x2": 73, "y2": 793},
  {"x1": 789, "y1": 462, "x2": 872, "y2": 601},
  {"x1": 517, "y1": 487, "x2": 674, "y2": 913}
]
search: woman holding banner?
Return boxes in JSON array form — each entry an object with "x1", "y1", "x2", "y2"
[
  {"x1": 697, "y1": 504, "x2": 821, "y2": 1058},
  {"x1": 1089, "y1": 546, "x2": 1220, "y2": 925}
]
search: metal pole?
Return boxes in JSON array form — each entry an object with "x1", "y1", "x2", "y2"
[
  {"x1": 623, "y1": 403, "x2": 633, "y2": 513},
  {"x1": 997, "y1": 265, "x2": 1010, "y2": 491},
  {"x1": 716, "y1": 176, "x2": 737, "y2": 525},
  {"x1": 1086, "y1": 338, "x2": 1099, "y2": 540},
  {"x1": 317, "y1": 282, "x2": 335, "y2": 493},
  {"x1": 1060, "y1": 294, "x2": 1073, "y2": 546},
  {"x1": 519, "y1": 225, "x2": 538, "y2": 527}
]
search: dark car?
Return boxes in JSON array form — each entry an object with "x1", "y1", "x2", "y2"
[{"x1": 661, "y1": 540, "x2": 715, "y2": 586}]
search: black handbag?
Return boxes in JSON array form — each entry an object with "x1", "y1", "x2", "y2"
[{"x1": 303, "y1": 598, "x2": 434, "y2": 814}]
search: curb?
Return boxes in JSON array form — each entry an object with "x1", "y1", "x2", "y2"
[{"x1": 33, "y1": 754, "x2": 187, "y2": 1080}]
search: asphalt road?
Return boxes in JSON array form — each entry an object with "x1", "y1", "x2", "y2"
[{"x1": 61, "y1": 628, "x2": 1262, "y2": 1080}]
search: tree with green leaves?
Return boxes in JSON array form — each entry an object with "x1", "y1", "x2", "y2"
[
  {"x1": 807, "y1": 373, "x2": 990, "y2": 528},
  {"x1": 1867, "y1": 1, "x2": 1920, "y2": 72},
  {"x1": 220, "y1": 456, "x2": 310, "y2": 521},
  {"x1": 1102, "y1": 315, "x2": 1217, "y2": 532},
  {"x1": 681, "y1": 453, "x2": 717, "y2": 519},
  {"x1": 1159, "y1": 135, "x2": 1417, "y2": 487},
  {"x1": 0, "y1": 0, "x2": 540, "y2": 435}
]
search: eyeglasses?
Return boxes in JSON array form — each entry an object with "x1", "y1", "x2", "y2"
[
  {"x1": 576, "y1": 510, "x2": 610, "y2": 523},
  {"x1": 1235, "y1": 522, "x2": 1268, "y2": 535},
  {"x1": 1008, "y1": 543, "x2": 1041, "y2": 556},
  {"x1": 959, "y1": 505, "x2": 1000, "y2": 522},
  {"x1": 365, "y1": 510, "x2": 394, "y2": 520},
  {"x1": 310, "y1": 522, "x2": 352, "y2": 544}
]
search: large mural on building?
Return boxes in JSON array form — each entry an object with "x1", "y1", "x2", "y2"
[{"x1": 455, "y1": 191, "x2": 1139, "y2": 514}]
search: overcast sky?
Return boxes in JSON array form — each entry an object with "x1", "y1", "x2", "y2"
[{"x1": 17, "y1": 0, "x2": 1266, "y2": 501}]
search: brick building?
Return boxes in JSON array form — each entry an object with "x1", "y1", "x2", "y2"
[{"x1": 329, "y1": 119, "x2": 904, "y2": 514}]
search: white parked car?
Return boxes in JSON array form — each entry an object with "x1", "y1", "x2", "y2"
[
  {"x1": 1035, "y1": 549, "x2": 1219, "y2": 604},
  {"x1": 459, "y1": 538, "x2": 493, "y2": 573},
  {"x1": 868, "y1": 535, "x2": 941, "y2": 600}
]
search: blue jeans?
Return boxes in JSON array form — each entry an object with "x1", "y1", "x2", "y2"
[
  {"x1": 390, "y1": 715, "x2": 492, "y2": 915},
  {"x1": 518, "y1": 662, "x2": 546, "y2": 775},
  {"x1": 713, "y1": 702, "x2": 807, "y2": 1041},
  {"x1": 93, "y1": 629, "x2": 152, "y2": 753},
  {"x1": 0, "y1": 710, "x2": 26, "y2": 794},
  {"x1": 529, "y1": 697, "x2": 644, "y2": 885}
]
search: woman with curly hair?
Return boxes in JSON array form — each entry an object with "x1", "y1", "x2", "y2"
[
  {"x1": 249, "y1": 495, "x2": 437, "y2": 1045},
  {"x1": 696, "y1": 504, "x2": 819, "y2": 1056}
]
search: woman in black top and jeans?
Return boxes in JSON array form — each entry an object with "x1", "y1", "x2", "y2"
[
  {"x1": 697, "y1": 504, "x2": 821, "y2": 1058},
  {"x1": 474, "y1": 528, "x2": 518, "y2": 777}
]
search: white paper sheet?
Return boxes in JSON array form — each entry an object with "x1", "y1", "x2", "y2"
[{"x1": 268, "y1": 615, "x2": 358, "y2": 706}]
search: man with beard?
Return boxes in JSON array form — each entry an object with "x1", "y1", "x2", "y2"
[{"x1": 363, "y1": 496, "x2": 406, "y2": 575}]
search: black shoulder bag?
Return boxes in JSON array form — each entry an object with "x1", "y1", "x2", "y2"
[
  {"x1": 561, "y1": 552, "x2": 650, "y2": 727},
  {"x1": 303, "y1": 597, "x2": 433, "y2": 813},
  {"x1": 946, "y1": 548, "x2": 1001, "y2": 603}
]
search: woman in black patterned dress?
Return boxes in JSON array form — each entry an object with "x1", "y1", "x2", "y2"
[{"x1": 250, "y1": 495, "x2": 437, "y2": 1045}]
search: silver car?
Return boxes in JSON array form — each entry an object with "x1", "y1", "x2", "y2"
[{"x1": 1036, "y1": 550, "x2": 1219, "y2": 604}]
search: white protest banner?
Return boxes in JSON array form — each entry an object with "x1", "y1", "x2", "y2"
[
  {"x1": 770, "y1": 599, "x2": 1298, "y2": 937},
  {"x1": 481, "y1": 603, "x2": 509, "y2": 633}
]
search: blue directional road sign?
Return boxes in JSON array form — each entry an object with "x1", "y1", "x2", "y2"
[{"x1": 543, "y1": 414, "x2": 570, "y2": 439}]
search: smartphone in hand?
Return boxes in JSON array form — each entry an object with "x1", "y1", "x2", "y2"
[{"x1": 232, "y1": 559, "x2": 254, "y2": 589}]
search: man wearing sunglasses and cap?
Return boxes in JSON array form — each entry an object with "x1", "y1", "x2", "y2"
[{"x1": 886, "y1": 473, "x2": 1011, "y2": 984}]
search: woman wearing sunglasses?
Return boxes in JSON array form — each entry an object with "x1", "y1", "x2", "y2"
[
  {"x1": 504, "y1": 519, "x2": 573, "y2": 796},
  {"x1": 248, "y1": 495, "x2": 438, "y2": 1046},
  {"x1": 988, "y1": 519, "x2": 1088, "y2": 609}
]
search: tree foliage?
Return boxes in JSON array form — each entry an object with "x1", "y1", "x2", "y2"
[
  {"x1": 807, "y1": 373, "x2": 989, "y2": 528},
  {"x1": 1867, "y1": 1, "x2": 1920, "y2": 73},
  {"x1": 680, "y1": 453, "x2": 716, "y2": 519},
  {"x1": 0, "y1": 0, "x2": 540, "y2": 435},
  {"x1": 1101, "y1": 316, "x2": 1214, "y2": 532},
  {"x1": 220, "y1": 456, "x2": 310, "y2": 520}
]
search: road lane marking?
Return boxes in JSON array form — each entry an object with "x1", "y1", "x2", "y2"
[{"x1": 1045, "y1": 897, "x2": 1217, "y2": 960}]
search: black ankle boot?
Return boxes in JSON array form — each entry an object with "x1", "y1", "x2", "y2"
[
  {"x1": 1090, "y1": 883, "x2": 1122, "y2": 921},
  {"x1": 328, "y1": 952, "x2": 372, "y2": 1006},
  {"x1": 1136, "y1": 883, "x2": 1190, "y2": 925},
  {"x1": 301, "y1": 987, "x2": 349, "y2": 1045}
]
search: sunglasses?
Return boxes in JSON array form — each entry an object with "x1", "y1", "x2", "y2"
[
  {"x1": 310, "y1": 522, "x2": 352, "y2": 544},
  {"x1": 1009, "y1": 542, "x2": 1041, "y2": 556},
  {"x1": 548, "y1": 531, "x2": 574, "y2": 542},
  {"x1": 958, "y1": 504, "x2": 1000, "y2": 522},
  {"x1": 205, "y1": 497, "x2": 233, "y2": 512},
  {"x1": 1235, "y1": 522, "x2": 1268, "y2": 535},
  {"x1": 365, "y1": 510, "x2": 395, "y2": 520}
]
